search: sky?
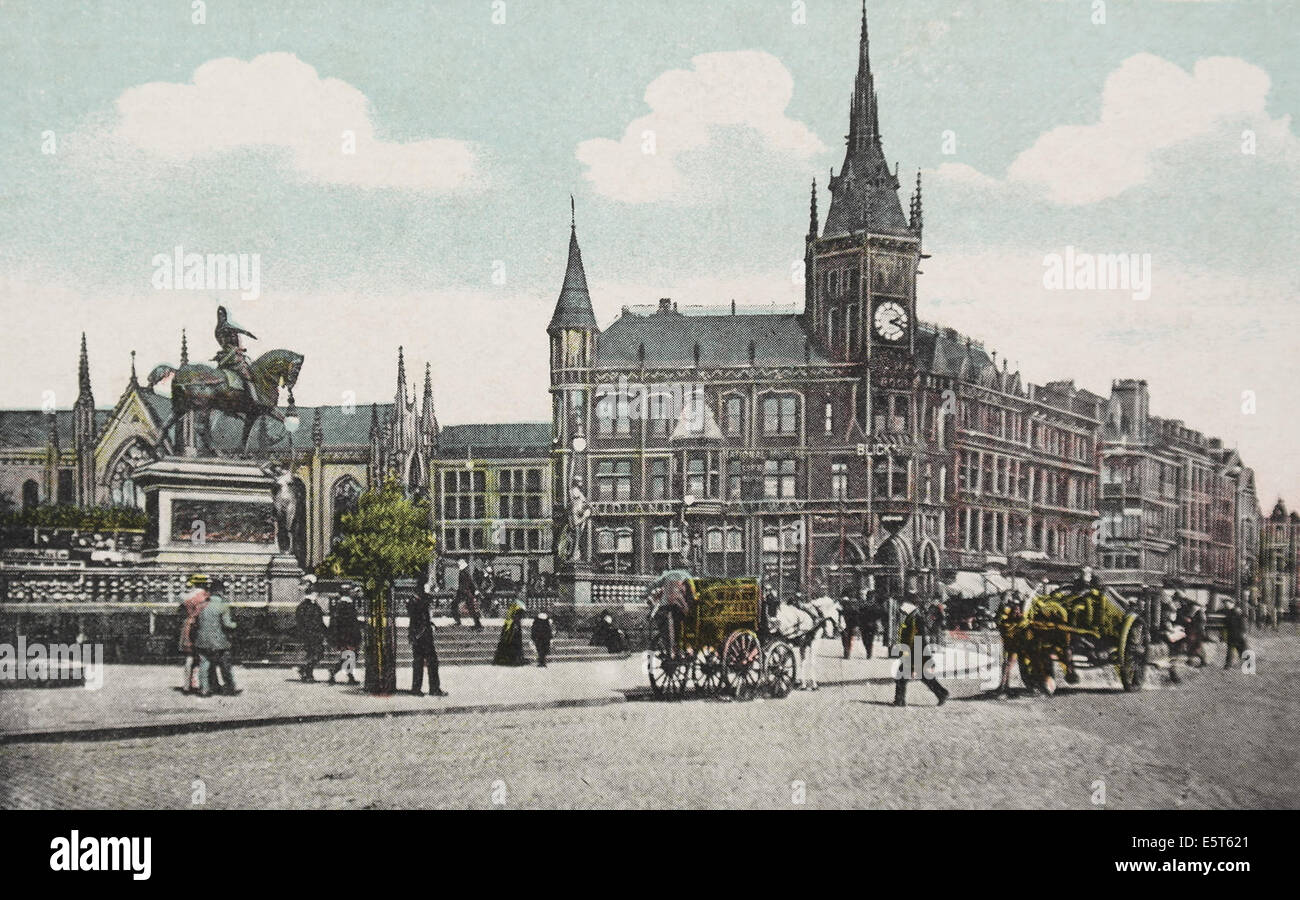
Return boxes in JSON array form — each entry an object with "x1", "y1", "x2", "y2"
[{"x1": 0, "y1": 0, "x2": 1297, "y2": 503}]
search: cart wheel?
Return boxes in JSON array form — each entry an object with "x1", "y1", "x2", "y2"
[
  {"x1": 1118, "y1": 616, "x2": 1148, "y2": 692},
  {"x1": 692, "y1": 647, "x2": 724, "y2": 696},
  {"x1": 722, "y1": 630, "x2": 763, "y2": 701},
  {"x1": 764, "y1": 641, "x2": 797, "y2": 699},
  {"x1": 647, "y1": 632, "x2": 688, "y2": 700}
]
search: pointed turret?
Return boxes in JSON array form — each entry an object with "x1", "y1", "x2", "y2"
[
  {"x1": 179, "y1": 330, "x2": 189, "y2": 366},
  {"x1": 547, "y1": 197, "x2": 598, "y2": 334},
  {"x1": 824, "y1": 2, "x2": 908, "y2": 237}
]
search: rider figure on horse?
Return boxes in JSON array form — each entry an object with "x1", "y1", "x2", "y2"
[{"x1": 213, "y1": 306, "x2": 260, "y2": 405}]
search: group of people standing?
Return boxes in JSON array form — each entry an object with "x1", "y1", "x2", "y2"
[
  {"x1": 178, "y1": 573, "x2": 239, "y2": 697},
  {"x1": 293, "y1": 575, "x2": 362, "y2": 685}
]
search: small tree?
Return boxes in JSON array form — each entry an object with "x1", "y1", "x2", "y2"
[{"x1": 321, "y1": 476, "x2": 433, "y2": 694}]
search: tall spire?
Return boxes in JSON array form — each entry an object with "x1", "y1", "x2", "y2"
[
  {"x1": 824, "y1": 3, "x2": 908, "y2": 237},
  {"x1": 547, "y1": 197, "x2": 598, "y2": 334},
  {"x1": 395, "y1": 346, "x2": 407, "y2": 402},
  {"x1": 179, "y1": 329, "x2": 189, "y2": 366},
  {"x1": 419, "y1": 362, "x2": 439, "y2": 448},
  {"x1": 77, "y1": 332, "x2": 93, "y2": 403},
  {"x1": 129, "y1": 350, "x2": 138, "y2": 388},
  {"x1": 808, "y1": 179, "x2": 819, "y2": 238},
  {"x1": 848, "y1": 1, "x2": 879, "y2": 155}
]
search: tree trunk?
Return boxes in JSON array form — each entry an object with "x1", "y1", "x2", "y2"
[{"x1": 364, "y1": 581, "x2": 397, "y2": 694}]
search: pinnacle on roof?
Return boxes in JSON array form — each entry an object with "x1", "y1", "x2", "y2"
[
  {"x1": 77, "y1": 332, "x2": 93, "y2": 403},
  {"x1": 547, "y1": 196, "x2": 598, "y2": 334}
]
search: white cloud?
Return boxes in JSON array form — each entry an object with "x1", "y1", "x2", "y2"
[
  {"x1": 108, "y1": 53, "x2": 476, "y2": 192},
  {"x1": 933, "y1": 54, "x2": 1297, "y2": 206},
  {"x1": 576, "y1": 51, "x2": 826, "y2": 204}
]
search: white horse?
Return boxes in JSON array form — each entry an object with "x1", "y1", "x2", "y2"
[{"x1": 769, "y1": 595, "x2": 840, "y2": 690}]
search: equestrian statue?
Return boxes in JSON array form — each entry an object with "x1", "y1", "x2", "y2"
[{"x1": 148, "y1": 307, "x2": 304, "y2": 457}]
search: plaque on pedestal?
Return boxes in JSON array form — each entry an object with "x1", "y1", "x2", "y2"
[{"x1": 133, "y1": 457, "x2": 299, "y2": 580}]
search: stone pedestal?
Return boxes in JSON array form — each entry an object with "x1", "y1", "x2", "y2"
[
  {"x1": 133, "y1": 457, "x2": 295, "y2": 575},
  {"x1": 557, "y1": 562, "x2": 594, "y2": 605},
  {"x1": 268, "y1": 554, "x2": 305, "y2": 604}
]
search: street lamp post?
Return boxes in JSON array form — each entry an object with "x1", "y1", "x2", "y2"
[{"x1": 681, "y1": 493, "x2": 695, "y2": 571}]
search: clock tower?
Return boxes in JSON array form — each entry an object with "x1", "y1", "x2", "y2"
[{"x1": 804, "y1": 3, "x2": 923, "y2": 369}]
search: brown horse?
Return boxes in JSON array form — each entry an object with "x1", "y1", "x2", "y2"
[{"x1": 148, "y1": 348, "x2": 304, "y2": 456}]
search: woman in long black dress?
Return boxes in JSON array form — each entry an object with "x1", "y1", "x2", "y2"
[{"x1": 493, "y1": 599, "x2": 527, "y2": 666}]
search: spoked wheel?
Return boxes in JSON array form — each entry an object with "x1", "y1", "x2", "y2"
[
  {"x1": 722, "y1": 629, "x2": 764, "y2": 701},
  {"x1": 647, "y1": 632, "x2": 688, "y2": 700},
  {"x1": 1118, "y1": 617, "x2": 1148, "y2": 692},
  {"x1": 764, "y1": 641, "x2": 797, "y2": 699},
  {"x1": 692, "y1": 647, "x2": 725, "y2": 696}
]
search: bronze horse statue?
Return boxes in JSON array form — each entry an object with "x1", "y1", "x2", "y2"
[{"x1": 148, "y1": 348, "x2": 304, "y2": 456}]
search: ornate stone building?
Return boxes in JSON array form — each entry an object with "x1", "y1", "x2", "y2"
[
  {"x1": 1100, "y1": 378, "x2": 1261, "y2": 607},
  {"x1": 1260, "y1": 499, "x2": 1299, "y2": 620},
  {"x1": 547, "y1": 10, "x2": 1104, "y2": 601}
]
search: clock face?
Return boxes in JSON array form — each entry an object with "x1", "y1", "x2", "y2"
[{"x1": 873, "y1": 301, "x2": 908, "y2": 342}]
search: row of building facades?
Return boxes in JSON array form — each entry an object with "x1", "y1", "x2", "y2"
[{"x1": 1, "y1": 9, "x2": 1291, "y2": 615}]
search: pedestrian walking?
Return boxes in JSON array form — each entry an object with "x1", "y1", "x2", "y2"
[
  {"x1": 893, "y1": 591, "x2": 948, "y2": 707},
  {"x1": 838, "y1": 593, "x2": 859, "y2": 659},
  {"x1": 1222, "y1": 599, "x2": 1249, "y2": 671},
  {"x1": 178, "y1": 573, "x2": 210, "y2": 694},
  {"x1": 328, "y1": 587, "x2": 361, "y2": 685},
  {"x1": 295, "y1": 576, "x2": 328, "y2": 682},
  {"x1": 531, "y1": 611, "x2": 553, "y2": 667},
  {"x1": 407, "y1": 580, "x2": 446, "y2": 696},
  {"x1": 454, "y1": 559, "x2": 482, "y2": 629},
  {"x1": 860, "y1": 592, "x2": 880, "y2": 659},
  {"x1": 194, "y1": 578, "x2": 238, "y2": 697}
]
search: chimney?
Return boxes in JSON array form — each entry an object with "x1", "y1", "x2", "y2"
[
  {"x1": 731, "y1": 299, "x2": 736, "y2": 316},
  {"x1": 658, "y1": 298, "x2": 672, "y2": 314}
]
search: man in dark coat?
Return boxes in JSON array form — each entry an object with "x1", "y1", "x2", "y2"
[
  {"x1": 1222, "y1": 599, "x2": 1248, "y2": 671},
  {"x1": 859, "y1": 592, "x2": 881, "y2": 659},
  {"x1": 453, "y1": 559, "x2": 482, "y2": 629},
  {"x1": 295, "y1": 581, "x2": 328, "y2": 682},
  {"x1": 328, "y1": 588, "x2": 362, "y2": 685},
  {"x1": 893, "y1": 592, "x2": 949, "y2": 707},
  {"x1": 530, "y1": 612, "x2": 553, "y2": 667},
  {"x1": 407, "y1": 581, "x2": 446, "y2": 696}
]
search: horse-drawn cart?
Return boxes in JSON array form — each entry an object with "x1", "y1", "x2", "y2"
[
  {"x1": 1010, "y1": 583, "x2": 1149, "y2": 693},
  {"x1": 646, "y1": 575, "x2": 797, "y2": 700}
]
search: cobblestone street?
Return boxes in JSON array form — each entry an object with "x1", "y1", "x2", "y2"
[{"x1": 3, "y1": 632, "x2": 1296, "y2": 810}]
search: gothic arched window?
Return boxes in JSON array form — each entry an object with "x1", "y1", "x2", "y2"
[
  {"x1": 331, "y1": 476, "x2": 363, "y2": 547},
  {"x1": 108, "y1": 441, "x2": 154, "y2": 508}
]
